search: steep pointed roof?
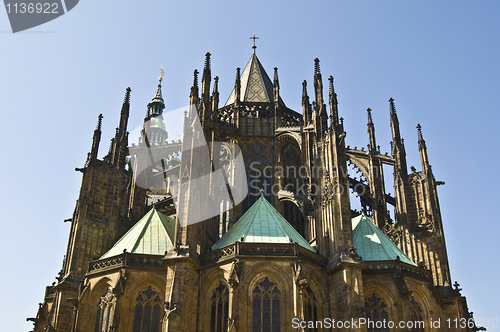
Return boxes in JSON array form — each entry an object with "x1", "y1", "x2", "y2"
[
  {"x1": 352, "y1": 213, "x2": 416, "y2": 266},
  {"x1": 225, "y1": 54, "x2": 285, "y2": 106},
  {"x1": 151, "y1": 83, "x2": 164, "y2": 105},
  {"x1": 101, "y1": 206, "x2": 175, "y2": 259},
  {"x1": 212, "y1": 192, "x2": 314, "y2": 251}
]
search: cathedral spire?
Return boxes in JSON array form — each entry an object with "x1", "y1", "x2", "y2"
[
  {"x1": 302, "y1": 80, "x2": 311, "y2": 124},
  {"x1": 201, "y1": 53, "x2": 211, "y2": 107},
  {"x1": 201, "y1": 52, "x2": 212, "y2": 124},
  {"x1": 417, "y1": 124, "x2": 430, "y2": 170},
  {"x1": 234, "y1": 67, "x2": 241, "y2": 106},
  {"x1": 313, "y1": 58, "x2": 324, "y2": 110},
  {"x1": 329, "y1": 76, "x2": 339, "y2": 129},
  {"x1": 189, "y1": 69, "x2": 200, "y2": 114},
  {"x1": 389, "y1": 97, "x2": 402, "y2": 147},
  {"x1": 89, "y1": 113, "x2": 103, "y2": 161},
  {"x1": 367, "y1": 108, "x2": 377, "y2": 152},
  {"x1": 273, "y1": 67, "x2": 280, "y2": 105},
  {"x1": 118, "y1": 87, "x2": 131, "y2": 137},
  {"x1": 389, "y1": 97, "x2": 409, "y2": 179},
  {"x1": 108, "y1": 88, "x2": 132, "y2": 168},
  {"x1": 211, "y1": 76, "x2": 219, "y2": 120}
]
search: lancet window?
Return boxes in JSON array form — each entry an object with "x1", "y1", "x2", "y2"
[
  {"x1": 252, "y1": 277, "x2": 281, "y2": 332},
  {"x1": 210, "y1": 281, "x2": 230, "y2": 332},
  {"x1": 303, "y1": 285, "x2": 318, "y2": 332},
  {"x1": 409, "y1": 296, "x2": 424, "y2": 332},
  {"x1": 364, "y1": 293, "x2": 390, "y2": 332},
  {"x1": 132, "y1": 286, "x2": 162, "y2": 332},
  {"x1": 243, "y1": 141, "x2": 272, "y2": 212}
]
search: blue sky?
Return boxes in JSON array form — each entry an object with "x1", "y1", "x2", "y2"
[{"x1": 1, "y1": 1, "x2": 498, "y2": 330}]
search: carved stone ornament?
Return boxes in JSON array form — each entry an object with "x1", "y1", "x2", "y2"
[
  {"x1": 164, "y1": 301, "x2": 178, "y2": 320},
  {"x1": 228, "y1": 258, "x2": 241, "y2": 287},
  {"x1": 321, "y1": 180, "x2": 335, "y2": 206}
]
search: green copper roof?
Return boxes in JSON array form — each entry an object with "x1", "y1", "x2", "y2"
[
  {"x1": 212, "y1": 193, "x2": 315, "y2": 251},
  {"x1": 352, "y1": 213, "x2": 416, "y2": 266},
  {"x1": 101, "y1": 206, "x2": 175, "y2": 259},
  {"x1": 151, "y1": 83, "x2": 164, "y2": 105},
  {"x1": 225, "y1": 53, "x2": 285, "y2": 106}
]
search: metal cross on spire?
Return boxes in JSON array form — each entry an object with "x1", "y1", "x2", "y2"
[{"x1": 250, "y1": 34, "x2": 259, "y2": 53}]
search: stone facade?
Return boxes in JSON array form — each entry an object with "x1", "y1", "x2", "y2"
[{"x1": 32, "y1": 51, "x2": 480, "y2": 331}]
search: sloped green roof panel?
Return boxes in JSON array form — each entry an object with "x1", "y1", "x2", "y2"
[
  {"x1": 352, "y1": 213, "x2": 416, "y2": 266},
  {"x1": 101, "y1": 207, "x2": 175, "y2": 259},
  {"x1": 212, "y1": 193, "x2": 315, "y2": 251}
]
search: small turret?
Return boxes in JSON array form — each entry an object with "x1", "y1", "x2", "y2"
[
  {"x1": 142, "y1": 74, "x2": 168, "y2": 147},
  {"x1": 146, "y1": 79, "x2": 164, "y2": 120}
]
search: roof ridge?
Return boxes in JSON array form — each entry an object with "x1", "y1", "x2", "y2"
[
  {"x1": 261, "y1": 196, "x2": 291, "y2": 240},
  {"x1": 131, "y1": 208, "x2": 155, "y2": 253}
]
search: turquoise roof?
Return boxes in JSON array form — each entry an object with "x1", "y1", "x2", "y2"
[
  {"x1": 212, "y1": 193, "x2": 315, "y2": 252},
  {"x1": 101, "y1": 206, "x2": 175, "y2": 259},
  {"x1": 352, "y1": 213, "x2": 416, "y2": 266},
  {"x1": 151, "y1": 83, "x2": 164, "y2": 105}
]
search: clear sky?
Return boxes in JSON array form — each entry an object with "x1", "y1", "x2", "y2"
[{"x1": 1, "y1": 1, "x2": 498, "y2": 330}]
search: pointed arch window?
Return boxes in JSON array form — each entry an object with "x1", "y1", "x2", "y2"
[
  {"x1": 94, "y1": 288, "x2": 116, "y2": 332},
  {"x1": 364, "y1": 293, "x2": 390, "y2": 332},
  {"x1": 210, "y1": 281, "x2": 229, "y2": 332},
  {"x1": 303, "y1": 285, "x2": 318, "y2": 332},
  {"x1": 409, "y1": 296, "x2": 424, "y2": 332},
  {"x1": 281, "y1": 145, "x2": 301, "y2": 193},
  {"x1": 132, "y1": 286, "x2": 162, "y2": 332},
  {"x1": 252, "y1": 277, "x2": 281, "y2": 332},
  {"x1": 243, "y1": 141, "x2": 272, "y2": 213}
]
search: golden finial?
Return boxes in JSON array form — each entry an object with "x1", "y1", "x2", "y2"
[{"x1": 159, "y1": 66, "x2": 164, "y2": 82}]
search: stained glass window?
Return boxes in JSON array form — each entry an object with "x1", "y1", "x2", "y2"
[
  {"x1": 252, "y1": 277, "x2": 281, "y2": 332},
  {"x1": 364, "y1": 293, "x2": 390, "y2": 332},
  {"x1": 210, "y1": 282, "x2": 229, "y2": 332},
  {"x1": 132, "y1": 286, "x2": 162, "y2": 332}
]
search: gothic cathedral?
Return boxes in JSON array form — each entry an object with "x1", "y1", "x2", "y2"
[{"x1": 32, "y1": 48, "x2": 480, "y2": 332}]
